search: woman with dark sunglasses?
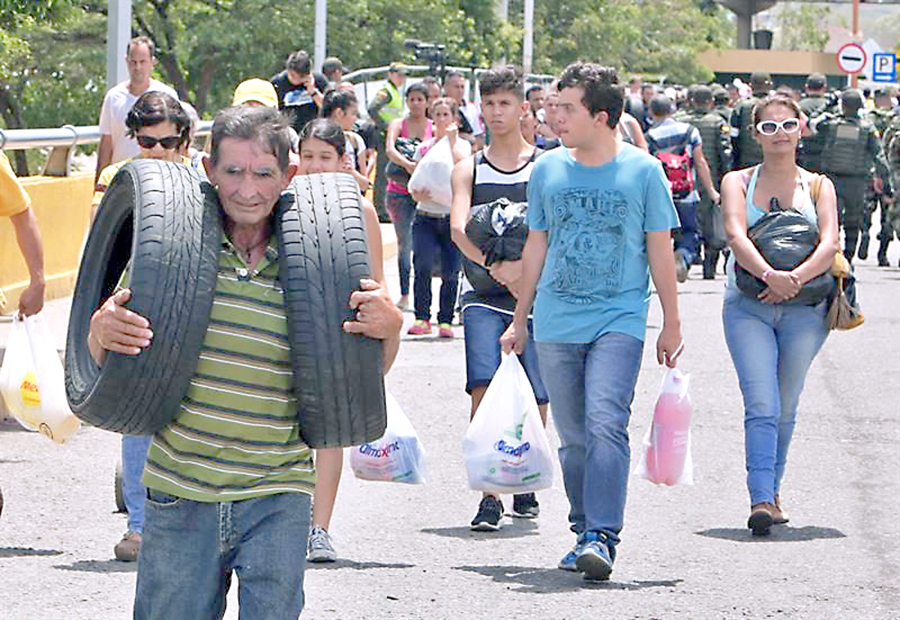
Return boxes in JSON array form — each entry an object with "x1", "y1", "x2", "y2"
[
  {"x1": 719, "y1": 92, "x2": 839, "y2": 536},
  {"x1": 92, "y1": 91, "x2": 192, "y2": 221},
  {"x1": 91, "y1": 90, "x2": 192, "y2": 563}
]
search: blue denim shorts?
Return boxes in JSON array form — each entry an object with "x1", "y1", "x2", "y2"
[{"x1": 462, "y1": 304, "x2": 549, "y2": 404}]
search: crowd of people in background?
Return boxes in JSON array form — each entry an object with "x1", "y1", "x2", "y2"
[{"x1": 3, "y1": 33, "x2": 899, "y2": 615}]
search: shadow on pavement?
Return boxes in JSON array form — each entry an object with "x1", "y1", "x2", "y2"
[
  {"x1": 0, "y1": 546, "x2": 63, "y2": 558},
  {"x1": 695, "y1": 525, "x2": 846, "y2": 543},
  {"x1": 307, "y1": 559, "x2": 415, "y2": 570},
  {"x1": 421, "y1": 521, "x2": 539, "y2": 540},
  {"x1": 53, "y1": 559, "x2": 137, "y2": 573},
  {"x1": 454, "y1": 565, "x2": 683, "y2": 593}
]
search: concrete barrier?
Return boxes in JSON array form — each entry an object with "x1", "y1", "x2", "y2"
[{"x1": 0, "y1": 173, "x2": 93, "y2": 315}]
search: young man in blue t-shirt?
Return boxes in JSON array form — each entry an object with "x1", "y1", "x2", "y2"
[{"x1": 501, "y1": 62, "x2": 684, "y2": 581}]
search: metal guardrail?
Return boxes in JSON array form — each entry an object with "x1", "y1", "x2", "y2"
[{"x1": 0, "y1": 121, "x2": 214, "y2": 177}]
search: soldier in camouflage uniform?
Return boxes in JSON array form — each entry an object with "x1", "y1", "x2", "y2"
[
  {"x1": 861, "y1": 91, "x2": 895, "y2": 260},
  {"x1": 881, "y1": 114, "x2": 900, "y2": 266},
  {"x1": 676, "y1": 85, "x2": 731, "y2": 278},
  {"x1": 810, "y1": 89, "x2": 894, "y2": 262},
  {"x1": 712, "y1": 86, "x2": 732, "y2": 124},
  {"x1": 799, "y1": 73, "x2": 828, "y2": 119},
  {"x1": 730, "y1": 72, "x2": 772, "y2": 169}
]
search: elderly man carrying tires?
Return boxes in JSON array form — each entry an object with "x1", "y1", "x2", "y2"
[{"x1": 87, "y1": 106, "x2": 402, "y2": 619}]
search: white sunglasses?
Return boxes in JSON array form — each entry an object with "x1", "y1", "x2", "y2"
[{"x1": 756, "y1": 118, "x2": 801, "y2": 135}]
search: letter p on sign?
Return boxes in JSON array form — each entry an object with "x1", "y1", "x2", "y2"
[{"x1": 873, "y1": 52, "x2": 896, "y2": 83}]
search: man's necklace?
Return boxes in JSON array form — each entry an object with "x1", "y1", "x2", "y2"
[{"x1": 234, "y1": 237, "x2": 269, "y2": 280}]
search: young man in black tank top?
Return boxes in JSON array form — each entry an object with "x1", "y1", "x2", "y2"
[{"x1": 450, "y1": 66, "x2": 549, "y2": 532}]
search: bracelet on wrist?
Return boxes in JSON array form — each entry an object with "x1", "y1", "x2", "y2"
[{"x1": 761, "y1": 268, "x2": 775, "y2": 283}]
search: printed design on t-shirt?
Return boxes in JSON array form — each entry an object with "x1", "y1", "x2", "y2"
[
  {"x1": 283, "y1": 89, "x2": 313, "y2": 107},
  {"x1": 549, "y1": 188, "x2": 627, "y2": 303}
]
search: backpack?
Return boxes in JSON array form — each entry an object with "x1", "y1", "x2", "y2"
[{"x1": 656, "y1": 145, "x2": 694, "y2": 199}]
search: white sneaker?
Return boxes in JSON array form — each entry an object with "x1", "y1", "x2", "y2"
[{"x1": 307, "y1": 525, "x2": 337, "y2": 562}]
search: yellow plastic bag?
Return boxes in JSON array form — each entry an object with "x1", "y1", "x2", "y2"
[{"x1": 0, "y1": 314, "x2": 80, "y2": 443}]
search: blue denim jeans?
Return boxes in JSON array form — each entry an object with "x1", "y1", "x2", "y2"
[
  {"x1": 536, "y1": 333, "x2": 644, "y2": 549},
  {"x1": 122, "y1": 434, "x2": 152, "y2": 533},
  {"x1": 722, "y1": 288, "x2": 828, "y2": 506},
  {"x1": 134, "y1": 490, "x2": 311, "y2": 620},
  {"x1": 412, "y1": 213, "x2": 460, "y2": 324},
  {"x1": 674, "y1": 199, "x2": 700, "y2": 265},
  {"x1": 462, "y1": 305, "x2": 549, "y2": 404},
  {"x1": 386, "y1": 191, "x2": 416, "y2": 296}
]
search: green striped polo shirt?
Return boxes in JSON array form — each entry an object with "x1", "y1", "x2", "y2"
[{"x1": 142, "y1": 233, "x2": 315, "y2": 502}]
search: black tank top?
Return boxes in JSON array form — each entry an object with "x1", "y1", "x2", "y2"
[{"x1": 461, "y1": 148, "x2": 540, "y2": 313}]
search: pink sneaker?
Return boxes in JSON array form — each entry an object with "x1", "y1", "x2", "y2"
[
  {"x1": 438, "y1": 323, "x2": 454, "y2": 338},
  {"x1": 407, "y1": 319, "x2": 432, "y2": 335}
]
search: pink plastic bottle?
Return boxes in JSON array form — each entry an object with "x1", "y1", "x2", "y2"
[{"x1": 645, "y1": 369, "x2": 692, "y2": 486}]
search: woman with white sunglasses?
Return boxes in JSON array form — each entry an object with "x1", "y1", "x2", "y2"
[{"x1": 719, "y1": 92, "x2": 839, "y2": 536}]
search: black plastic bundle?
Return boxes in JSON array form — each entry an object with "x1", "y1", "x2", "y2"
[
  {"x1": 735, "y1": 201, "x2": 834, "y2": 305},
  {"x1": 464, "y1": 198, "x2": 528, "y2": 296},
  {"x1": 385, "y1": 137, "x2": 419, "y2": 184}
]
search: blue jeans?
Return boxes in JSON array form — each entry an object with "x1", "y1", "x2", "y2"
[
  {"x1": 462, "y1": 305, "x2": 549, "y2": 404},
  {"x1": 412, "y1": 213, "x2": 460, "y2": 324},
  {"x1": 386, "y1": 191, "x2": 416, "y2": 296},
  {"x1": 536, "y1": 333, "x2": 644, "y2": 548},
  {"x1": 134, "y1": 490, "x2": 311, "y2": 620},
  {"x1": 722, "y1": 288, "x2": 828, "y2": 506},
  {"x1": 674, "y1": 198, "x2": 700, "y2": 265},
  {"x1": 122, "y1": 434, "x2": 152, "y2": 533}
]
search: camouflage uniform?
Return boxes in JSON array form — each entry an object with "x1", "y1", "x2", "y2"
[
  {"x1": 798, "y1": 94, "x2": 838, "y2": 172},
  {"x1": 711, "y1": 86, "x2": 732, "y2": 125},
  {"x1": 861, "y1": 107, "x2": 895, "y2": 260},
  {"x1": 812, "y1": 110, "x2": 894, "y2": 261},
  {"x1": 881, "y1": 124, "x2": 900, "y2": 265},
  {"x1": 730, "y1": 93, "x2": 767, "y2": 169},
  {"x1": 676, "y1": 105, "x2": 732, "y2": 278}
]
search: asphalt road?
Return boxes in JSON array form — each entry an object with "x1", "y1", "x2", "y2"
[{"x1": 1, "y1": 241, "x2": 899, "y2": 619}]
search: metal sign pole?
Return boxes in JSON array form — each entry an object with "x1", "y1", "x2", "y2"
[
  {"x1": 314, "y1": 0, "x2": 327, "y2": 74},
  {"x1": 851, "y1": 0, "x2": 860, "y2": 88},
  {"x1": 107, "y1": 0, "x2": 131, "y2": 90}
]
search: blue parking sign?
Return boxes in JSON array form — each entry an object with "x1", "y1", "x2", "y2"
[{"x1": 873, "y1": 53, "x2": 896, "y2": 82}]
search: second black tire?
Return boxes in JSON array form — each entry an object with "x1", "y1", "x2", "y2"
[{"x1": 275, "y1": 172, "x2": 386, "y2": 449}]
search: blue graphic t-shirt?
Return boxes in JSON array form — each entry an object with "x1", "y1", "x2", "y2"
[{"x1": 527, "y1": 144, "x2": 679, "y2": 343}]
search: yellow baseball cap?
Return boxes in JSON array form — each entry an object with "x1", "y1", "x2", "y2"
[{"x1": 232, "y1": 78, "x2": 278, "y2": 108}]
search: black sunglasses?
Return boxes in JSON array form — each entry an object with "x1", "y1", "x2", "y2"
[{"x1": 136, "y1": 134, "x2": 183, "y2": 150}]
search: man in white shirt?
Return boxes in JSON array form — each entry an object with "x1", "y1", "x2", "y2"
[
  {"x1": 443, "y1": 71, "x2": 485, "y2": 149},
  {"x1": 94, "y1": 36, "x2": 178, "y2": 184}
]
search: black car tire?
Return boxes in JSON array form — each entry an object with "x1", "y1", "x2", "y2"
[
  {"x1": 275, "y1": 172, "x2": 386, "y2": 448},
  {"x1": 65, "y1": 160, "x2": 220, "y2": 434}
]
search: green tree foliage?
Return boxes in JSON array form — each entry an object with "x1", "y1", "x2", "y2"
[
  {"x1": 507, "y1": 0, "x2": 731, "y2": 83},
  {"x1": 0, "y1": 0, "x2": 736, "y2": 152},
  {"x1": 772, "y1": 3, "x2": 832, "y2": 52}
]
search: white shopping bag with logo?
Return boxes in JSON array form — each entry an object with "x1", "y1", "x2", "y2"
[
  {"x1": 350, "y1": 391, "x2": 426, "y2": 484},
  {"x1": 0, "y1": 314, "x2": 80, "y2": 443},
  {"x1": 462, "y1": 353, "x2": 553, "y2": 494}
]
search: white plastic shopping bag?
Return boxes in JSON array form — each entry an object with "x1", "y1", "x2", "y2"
[
  {"x1": 636, "y1": 367, "x2": 693, "y2": 486},
  {"x1": 350, "y1": 392, "x2": 426, "y2": 484},
  {"x1": 407, "y1": 136, "x2": 454, "y2": 208},
  {"x1": 462, "y1": 353, "x2": 553, "y2": 494},
  {"x1": 0, "y1": 314, "x2": 80, "y2": 443}
]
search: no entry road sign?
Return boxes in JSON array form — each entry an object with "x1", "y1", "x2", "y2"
[{"x1": 837, "y1": 42, "x2": 866, "y2": 75}]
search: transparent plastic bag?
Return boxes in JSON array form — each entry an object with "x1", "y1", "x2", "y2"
[
  {"x1": 350, "y1": 392, "x2": 426, "y2": 484},
  {"x1": 636, "y1": 368, "x2": 693, "y2": 486},
  {"x1": 0, "y1": 314, "x2": 80, "y2": 443},
  {"x1": 407, "y1": 136, "x2": 454, "y2": 208},
  {"x1": 462, "y1": 353, "x2": 553, "y2": 494}
]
